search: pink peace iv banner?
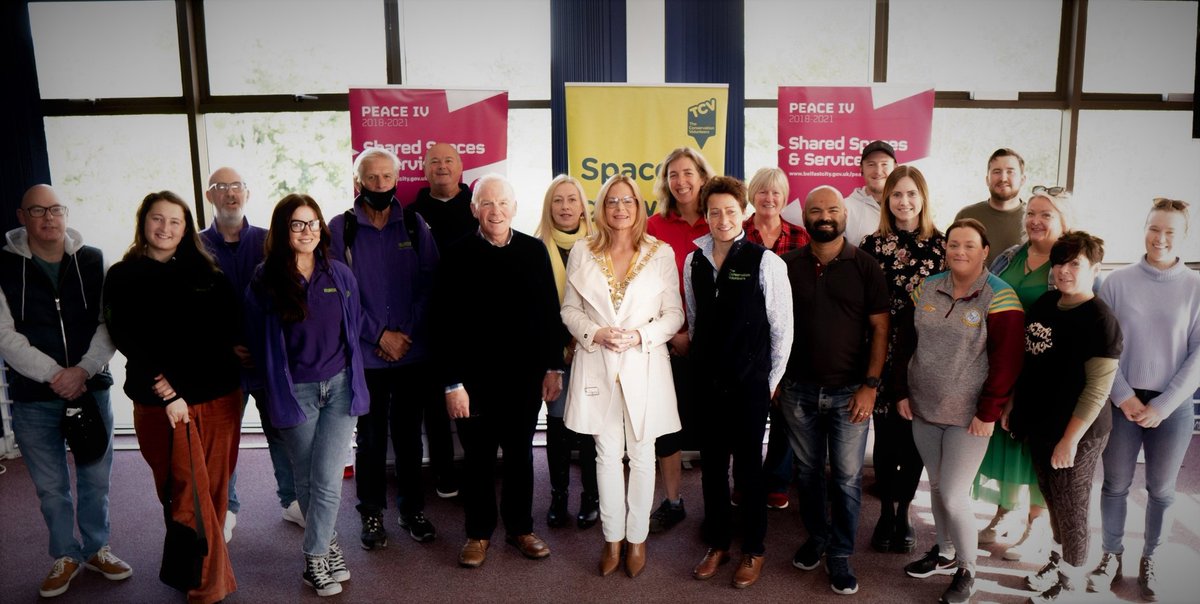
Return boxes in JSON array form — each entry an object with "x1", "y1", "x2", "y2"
[
  {"x1": 778, "y1": 85, "x2": 934, "y2": 225},
  {"x1": 349, "y1": 87, "x2": 509, "y2": 205}
]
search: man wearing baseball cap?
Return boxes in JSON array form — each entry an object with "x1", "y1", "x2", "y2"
[{"x1": 843, "y1": 141, "x2": 896, "y2": 248}]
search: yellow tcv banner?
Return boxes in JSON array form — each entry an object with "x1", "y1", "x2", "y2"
[{"x1": 566, "y1": 83, "x2": 728, "y2": 216}]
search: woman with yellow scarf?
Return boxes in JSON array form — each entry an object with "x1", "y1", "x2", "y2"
[{"x1": 535, "y1": 175, "x2": 599, "y2": 530}]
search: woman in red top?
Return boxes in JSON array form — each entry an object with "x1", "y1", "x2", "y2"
[{"x1": 644, "y1": 146, "x2": 714, "y2": 533}]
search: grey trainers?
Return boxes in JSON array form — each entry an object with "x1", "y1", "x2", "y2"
[{"x1": 940, "y1": 567, "x2": 975, "y2": 604}]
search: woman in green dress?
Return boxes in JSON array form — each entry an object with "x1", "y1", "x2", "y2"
[{"x1": 974, "y1": 185, "x2": 1073, "y2": 562}]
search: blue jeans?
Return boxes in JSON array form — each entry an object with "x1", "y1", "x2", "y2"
[
  {"x1": 11, "y1": 390, "x2": 114, "y2": 561},
  {"x1": 778, "y1": 379, "x2": 869, "y2": 557},
  {"x1": 1101, "y1": 394, "x2": 1194, "y2": 558},
  {"x1": 227, "y1": 389, "x2": 297, "y2": 512},
  {"x1": 280, "y1": 370, "x2": 358, "y2": 556}
]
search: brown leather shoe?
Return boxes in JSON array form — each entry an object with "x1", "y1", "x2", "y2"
[
  {"x1": 693, "y1": 548, "x2": 730, "y2": 580},
  {"x1": 599, "y1": 540, "x2": 623, "y2": 576},
  {"x1": 626, "y1": 541, "x2": 646, "y2": 578},
  {"x1": 506, "y1": 533, "x2": 551, "y2": 559},
  {"x1": 732, "y1": 553, "x2": 764, "y2": 588},
  {"x1": 458, "y1": 539, "x2": 489, "y2": 568}
]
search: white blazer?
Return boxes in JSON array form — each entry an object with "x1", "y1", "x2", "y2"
[{"x1": 561, "y1": 237, "x2": 684, "y2": 442}]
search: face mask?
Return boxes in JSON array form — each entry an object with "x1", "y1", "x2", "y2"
[{"x1": 359, "y1": 187, "x2": 395, "y2": 211}]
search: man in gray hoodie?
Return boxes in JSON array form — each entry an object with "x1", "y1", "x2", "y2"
[{"x1": 0, "y1": 185, "x2": 126, "y2": 598}]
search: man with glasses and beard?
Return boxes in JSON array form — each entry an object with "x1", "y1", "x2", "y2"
[
  {"x1": 200, "y1": 167, "x2": 303, "y2": 540},
  {"x1": 778, "y1": 186, "x2": 890, "y2": 596},
  {"x1": 954, "y1": 148, "x2": 1028, "y2": 266}
]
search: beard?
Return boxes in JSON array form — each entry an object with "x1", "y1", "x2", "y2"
[{"x1": 806, "y1": 218, "x2": 843, "y2": 243}]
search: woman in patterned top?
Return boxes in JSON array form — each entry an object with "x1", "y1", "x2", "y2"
[{"x1": 859, "y1": 165, "x2": 945, "y2": 556}]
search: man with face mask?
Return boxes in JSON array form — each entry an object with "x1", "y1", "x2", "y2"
[
  {"x1": 778, "y1": 186, "x2": 890, "y2": 596},
  {"x1": 329, "y1": 147, "x2": 441, "y2": 551}
]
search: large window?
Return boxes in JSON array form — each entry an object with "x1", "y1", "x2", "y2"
[
  {"x1": 29, "y1": 0, "x2": 181, "y2": 98},
  {"x1": 1073, "y1": 111, "x2": 1200, "y2": 264},
  {"x1": 887, "y1": 0, "x2": 1061, "y2": 93},
  {"x1": 743, "y1": 0, "x2": 873, "y2": 98},
  {"x1": 204, "y1": 0, "x2": 388, "y2": 95},
  {"x1": 1084, "y1": 0, "x2": 1198, "y2": 95}
]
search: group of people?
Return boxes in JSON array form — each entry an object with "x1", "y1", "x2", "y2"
[{"x1": 4, "y1": 140, "x2": 1196, "y2": 604}]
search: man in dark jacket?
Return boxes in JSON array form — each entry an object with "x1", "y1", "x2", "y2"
[
  {"x1": 431, "y1": 173, "x2": 565, "y2": 569},
  {"x1": 0, "y1": 185, "x2": 126, "y2": 598}
]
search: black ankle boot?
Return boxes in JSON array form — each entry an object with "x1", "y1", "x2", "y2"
[
  {"x1": 547, "y1": 490, "x2": 570, "y2": 528},
  {"x1": 893, "y1": 500, "x2": 916, "y2": 553},
  {"x1": 872, "y1": 501, "x2": 894, "y2": 553},
  {"x1": 577, "y1": 491, "x2": 599, "y2": 529}
]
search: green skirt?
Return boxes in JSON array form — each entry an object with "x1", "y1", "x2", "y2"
[{"x1": 972, "y1": 426, "x2": 1045, "y2": 509}]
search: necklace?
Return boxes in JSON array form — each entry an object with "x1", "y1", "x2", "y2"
[{"x1": 595, "y1": 241, "x2": 661, "y2": 311}]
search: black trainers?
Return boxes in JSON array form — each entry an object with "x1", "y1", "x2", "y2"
[
  {"x1": 648, "y1": 498, "x2": 686, "y2": 533},
  {"x1": 1087, "y1": 552, "x2": 1121, "y2": 592},
  {"x1": 327, "y1": 535, "x2": 350, "y2": 582},
  {"x1": 1025, "y1": 550, "x2": 1062, "y2": 592},
  {"x1": 1032, "y1": 570, "x2": 1076, "y2": 603},
  {"x1": 399, "y1": 511, "x2": 437, "y2": 543},
  {"x1": 905, "y1": 545, "x2": 958, "y2": 578},
  {"x1": 360, "y1": 513, "x2": 388, "y2": 550},
  {"x1": 303, "y1": 554, "x2": 342, "y2": 597},
  {"x1": 939, "y1": 567, "x2": 975, "y2": 604},
  {"x1": 792, "y1": 539, "x2": 824, "y2": 571},
  {"x1": 827, "y1": 556, "x2": 858, "y2": 595},
  {"x1": 1138, "y1": 556, "x2": 1158, "y2": 602}
]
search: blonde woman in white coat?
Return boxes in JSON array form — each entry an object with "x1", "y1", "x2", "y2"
[{"x1": 562, "y1": 174, "x2": 684, "y2": 579}]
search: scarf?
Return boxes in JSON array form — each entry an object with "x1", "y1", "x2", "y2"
[{"x1": 544, "y1": 223, "x2": 589, "y2": 303}]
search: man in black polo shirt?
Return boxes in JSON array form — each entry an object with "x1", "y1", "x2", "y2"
[{"x1": 779, "y1": 185, "x2": 890, "y2": 596}]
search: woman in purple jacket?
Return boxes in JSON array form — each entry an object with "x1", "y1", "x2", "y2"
[{"x1": 246, "y1": 194, "x2": 370, "y2": 597}]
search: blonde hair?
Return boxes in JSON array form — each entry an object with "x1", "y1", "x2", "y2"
[
  {"x1": 747, "y1": 167, "x2": 789, "y2": 211},
  {"x1": 877, "y1": 165, "x2": 938, "y2": 240},
  {"x1": 1027, "y1": 186, "x2": 1074, "y2": 235},
  {"x1": 1149, "y1": 197, "x2": 1191, "y2": 233},
  {"x1": 654, "y1": 147, "x2": 716, "y2": 216},
  {"x1": 535, "y1": 174, "x2": 592, "y2": 240},
  {"x1": 590, "y1": 174, "x2": 649, "y2": 254}
]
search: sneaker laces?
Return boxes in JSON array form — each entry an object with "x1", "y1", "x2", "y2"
[
  {"x1": 92, "y1": 546, "x2": 118, "y2": 564},
  {"x1": 1141, "y1": 557, "x2": 1156, "y2": 582},
  {"x1": 364, "y1": 514, "x2": 383, "y2": 533},
  {"x1": 48, "y1": 557, "x2": 72, "y2": 578},
  {"x1": 1095, "y1": 553, "x2": 1117, "y2": 575}
]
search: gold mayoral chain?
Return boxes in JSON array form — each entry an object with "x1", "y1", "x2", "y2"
[{"x1": 596, "y1": 240, "x2": 661, "y2": 312}]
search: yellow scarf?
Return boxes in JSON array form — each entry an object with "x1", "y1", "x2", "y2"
[{"x1": 544, "y1": 223, "x2": 589, "y2": 303}]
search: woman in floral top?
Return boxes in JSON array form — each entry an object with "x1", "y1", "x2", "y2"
[{"x1": 859, "y1": 165, "x2": 945, "y2": 555}]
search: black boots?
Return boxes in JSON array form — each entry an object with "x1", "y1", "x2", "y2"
[
  {"x1": 894, "y1": 500, "x2": 916, "y2": 553},
  {"x1": 577, "y1": 491, "x2": 600, "y2": 529},
  {"x1": 547, "y1": 490, "x2": 570, "y2": 528},
  {"x1": 871, "y1": 500, "x2": 894, "y2": 552}
]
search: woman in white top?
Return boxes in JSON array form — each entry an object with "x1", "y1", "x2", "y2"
[{"x1": 561, "y1": 174, "x2": 683, "y2": 579}]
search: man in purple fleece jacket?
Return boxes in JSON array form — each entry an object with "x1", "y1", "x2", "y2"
[{"x1": 329, "y1": 147, "x2": 444, "y2": 551}]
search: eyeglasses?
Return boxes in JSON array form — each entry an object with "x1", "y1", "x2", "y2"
[
  {"x1": 208, "y1": 182, "x2": 246, "y2": 193},
  {"x1": 604, "y1": 196, "x2": 637, "y2": 207},
  {"x1": 1031, "y1": 185, "x2": 1066, "y2": 197},
  {"x1": 289, "y1": 219, "x2": 322, "y2": 233},
  {"x1": 22, "y1": 205, "x2": 68, "y2": 218}
]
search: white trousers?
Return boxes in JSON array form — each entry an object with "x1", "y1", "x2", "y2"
[{"x1": 593, "y1": 392, "x2": 656, "y2": 544}]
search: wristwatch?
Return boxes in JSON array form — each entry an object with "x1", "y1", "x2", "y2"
[{"x1": 864, "y1": 376, "x2": 881, "y2": 389}]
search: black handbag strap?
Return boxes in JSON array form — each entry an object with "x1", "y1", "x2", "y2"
[{"x1": 163, "y1": 422, "x2": 206, "y2": 539}]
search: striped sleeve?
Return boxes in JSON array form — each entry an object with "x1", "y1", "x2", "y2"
[{"x1": 978, "y1": 277, "x2": 1025, "y2": 422}]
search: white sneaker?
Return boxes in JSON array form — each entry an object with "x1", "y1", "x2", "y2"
[
  {"x1": 1004, "y1": 514, "x2": 1050, "y2": 561},
  {"x1": 978, "y1": 507, "x2": 1018, "y2": 545},
  {"x1": 224, "y1": 510, "x2": 237, "y2": 543},
  {"x1": 283, "y1": 500, "x2": 307, "y2": 528}
]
